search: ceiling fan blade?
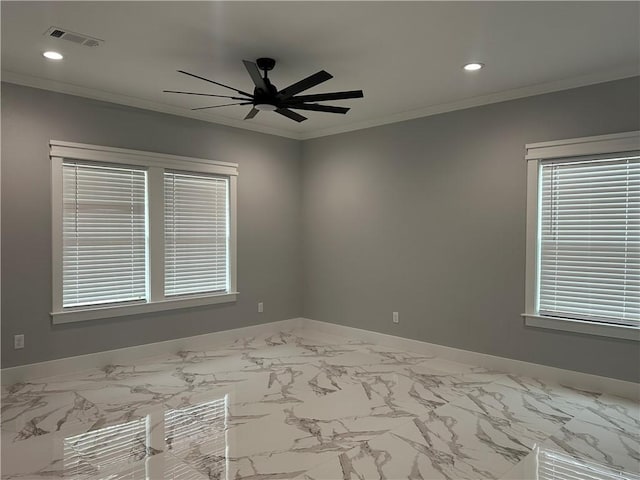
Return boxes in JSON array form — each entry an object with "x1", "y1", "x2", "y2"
[
  {"x1": 286, "y1": 104, "x2": 350, "y2": 114},
  {"x1": 164, "y1": 90, "x2": 250, "y2": 101},
  {"x1": 191, "y1": 102, "x2": 252, "y2": 111},
  {"x1": 242, "y1": 60, "x2": 268, "y2": 92},
  {"x1": 275, "y1": 108, "x2": 307, "y2": 123},
  {"x1": 278, "y1": 70, "x2": 333, "y2": 100},
  {"x1": 244, "y1": 107, "x2": 259, "y2": 120},
  {"x1": 287, "y1": 90, "x2": 364, "y2": 103},
  {"x1": 178, "y1": 70, "x2": 253, "y2": 97}
]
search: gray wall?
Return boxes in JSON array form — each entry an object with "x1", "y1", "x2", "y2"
[
  {"x1": 301, "y1": 77, "x2": 640, "y2": 383},
  {"x1": 1, "y1": 82, "x2": 302, "y2": 368},
  {"x1": 3, "y1": 78, "x2": 639, "y2": 382}
]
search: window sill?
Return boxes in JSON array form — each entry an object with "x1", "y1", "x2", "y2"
[
  {"x1": 51, "y1": 292, "x2": 239, "y2": 325},
  {"x1": 522, "y1": 313, "x2": 639, "y2": 341}
]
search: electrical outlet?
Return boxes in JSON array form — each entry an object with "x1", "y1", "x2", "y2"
[
  {"x1": 14, "y1": 334, "x2": 25, "y2": 349},
  {"x1": 392, "y1": 312, "x2": 399, "y2": 324},
  {"x1": 258, "y1": 302, "x2": 264, "y2": 313}
]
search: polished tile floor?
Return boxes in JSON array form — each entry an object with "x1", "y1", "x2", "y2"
[{"x1": 1, "y1": 330, "x2": 638, "y2": 479}]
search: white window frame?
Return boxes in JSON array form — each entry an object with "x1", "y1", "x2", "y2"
[
  {"x1": 522, "y1": 131, "x2": 640, "y2": 341},
  {"x1": 51, "y1": 141, "x2": 238, "y2": 324}
]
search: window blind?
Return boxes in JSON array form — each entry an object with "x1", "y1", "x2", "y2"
[
  {"x1": 539, "y1": 154, "x2": 639, "y2": 326},
  {"x1": 62, "y1": 162, "x2": 147, "y2": 308},
  {"x1": 164, "y1": 171, "x2": 229, "y2": 297}
]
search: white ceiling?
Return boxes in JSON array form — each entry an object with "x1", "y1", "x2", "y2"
[{"x1": 2, "y1": 2, "x2": 639, "y2": 139}]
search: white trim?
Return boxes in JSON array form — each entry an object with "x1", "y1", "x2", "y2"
[
  {"x1": 522, "y1": 314, "x2": 640, "y2": 341},
  {"x1": 300, "y1": 319, "x2": 640, "y2": 400},
  {"x1": 524, "y1": 160, "x2": 539, "y2": 317},
  {"x1": 147, "y1": 167, "x2": 165, "y2": 303},
  {"x1": 50, "y1": 140, "x2": 238, "y2": 176},
  {"x1": 525, "y1": 131, "x2": 640, "y2": 151},
  {"x1": 228, "y1": 176, "x2": 238, "y2": 294},
  {"x1": 50, "y1": 292, "x2": 239, "y2": 325},
  {"x1": 50, "y1": 157, "x2": 64, "y2": 314},
  {"x1": 525, "y1": 131, "x2": 640, "y2": 160},
  {"x1": 50, "y1": 141, "x2": 239, "y2": 323},
  {"x1": 0, "y1": 318, "x2": 305, "y2": 385},
  {"x1": 3, "y1": 67, "x2": 638, "y2": 141},
  {"x1": 2, "y1": 318, "x2": 637, "y2": 399}
]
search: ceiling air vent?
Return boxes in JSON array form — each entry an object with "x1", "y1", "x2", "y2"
[{"x1": 44, "y1": 26, "x2": 104, "y2": 47}]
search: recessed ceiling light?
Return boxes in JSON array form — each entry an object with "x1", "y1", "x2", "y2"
[
  {"x1": 43, "y1": 51, "x2": 64, "y2": 60},
  {"x1": 463, "y1": 62, "x2": 484, "y2": 72}
]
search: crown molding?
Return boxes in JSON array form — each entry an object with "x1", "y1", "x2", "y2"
[
  {"x1": 0, "y1": 70, "x2": 301, "y2": 140},
  {"x1": 2, "y1": 66, "x2": 637, "y2": 142},
  {"x1": 299, "y1": 65, "x2": 640, "y2": 140}
]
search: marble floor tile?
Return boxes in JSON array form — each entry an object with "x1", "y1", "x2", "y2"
[
  {"x1": 1, "y1": 329, "x2": 638, "y2": 480},
  {"x1": 304, "y1": 398, "x2": 575, "y2": 480},
  {"x1": 576, "y1": 393, "x2": 640, "y2": 433},
  {"x1": 450, "y1": 380, "x2": 578, "y2": 427},
  {"x1": 145, "y1": 452, "x2": 210, "y2": 480},
  {"x1": 1, "y1": 431, "x2": 67, "y2": 478},
  {"x1": 288, "y1": 382, "x2": 417, "y2": 421},
  {"x1": 172, "y1": 414, "x2": 339, "y2": 478},
  {"x1": 2, "y1": 390, "x2": 104, "y2": 444},
  {"x1": 303, "y1": 407, "x2": 528, "y2": 479},
  {"x1": 543, "y1": 415, "x2": 640, "y2": 473},
  {"x1": 350, "y1": 366, "x2": 506, "y2": 420},
  {"x1": 495, "y1": 374, "x2": 603, "y2": 409}
]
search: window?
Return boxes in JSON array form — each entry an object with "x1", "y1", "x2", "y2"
[
  {"x1": 164, "y1": 171, "x2": 229, "y2": 297},
  {"x1": 62, "y1": 162, "x2": 147, "y2": 308},
  {"x1": 523, "y1": 131, "x2": 639, "y2": 340},
  {"x1": 539, "y1": 156, "x2": 639, "y2": 325},
  {"x1": 51, "y1": 141, "x2": 238, "y2": 324}
]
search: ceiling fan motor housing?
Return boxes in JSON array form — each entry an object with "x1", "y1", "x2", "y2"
[
  {"x1": 256, "y1": 57, "x2": 276, "y2": 72},
  {"x1": 253, "y1": 81, "x2": 278, "y2": 104}
]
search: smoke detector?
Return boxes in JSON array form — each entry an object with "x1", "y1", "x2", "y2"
[{"x1": 44, "y1": 26, "x2": 104, "y2": 48}]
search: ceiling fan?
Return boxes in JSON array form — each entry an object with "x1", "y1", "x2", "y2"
[{"x1": 164, "y1": 58, "x2": 364, "y2": 123}]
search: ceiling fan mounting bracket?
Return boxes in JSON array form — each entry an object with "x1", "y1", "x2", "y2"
[{"x1": 256, "y1": 57, "x2": 276, "y2": 73}]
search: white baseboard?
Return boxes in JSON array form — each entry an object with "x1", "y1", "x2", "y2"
[
  {"x1": 299, "y1": 319, "x2": 640, "y2": 401},
  {"x1": 3, "y1": 316, "x2": 637, "y2": 401},
  {"x1": 1, "y1": 318, "x2": 305, "y2": 386}
]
